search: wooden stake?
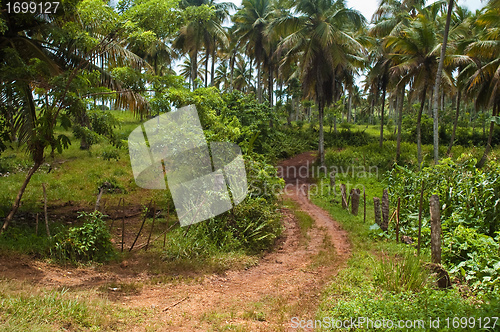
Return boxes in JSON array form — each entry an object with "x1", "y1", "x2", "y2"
[
  {"x1": 351, "y1": 188, "x2": 361, "y2": 216},
  {"x1": 430, "y1": 195, "x2": 441, "y2": 264},
  {"x1": 340, "y1": 184, "x2": 348, "y2": 209},
  {"x1": 129, "y1": 200, "x2": 152, "y2": 252},
  {"x1": 373, "y1": 197, "x2": 381, "y2": 228},
  {"x1": 396, "y1": 197, "x2": 400, "y2": 242},
  {"x1": 381, "y1": 189, "x2": 389, "y2": 231},
  {"x1": 42, "y1": 183, "x2": 50, "y2": 238},
  {"x1": 121, "y1": 198, "x2": 125, "y2": 253},
  {"x1": 363, "y1": 187, "x2": 366, "y2": 223},
  {"x1": 145, "y1": 202, "x2": 157, "y2": 251},
  {"x1": 94, "y1": 187, "x2": 104, "y2": 212},
  {"x1": 417, "y1": 180, "x2": 424, "y2": 255},
  {"x1": 163, "y1": 204, "x2": 169, "y2": 248}
]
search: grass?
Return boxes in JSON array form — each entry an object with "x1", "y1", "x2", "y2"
[
  {"x1": 0, "y1": 278, "x2": 156, "y2": 331},
  {"x1": 0, "y1": 110, "x2": 150, "y2": 216},
  {"x1": 282, "y1": 198, "x2": 314, "y2": 244}
]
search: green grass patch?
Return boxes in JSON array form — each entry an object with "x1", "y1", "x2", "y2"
[
  {"x1": 0, "y1": 279, "x2": 154, "y2": 331},
  {"x1": 282, "y1": 199, "x2": 314, "y2": 244}
]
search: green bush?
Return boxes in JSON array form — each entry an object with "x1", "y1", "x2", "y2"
[
  {"x1": 101, "y1": 148, "x2": 120, "y2": 161},
  {"x1": 50, "y1": 211, "x2": 115, "y2": 263},
  {"x1": 163, "y1": 154, "x2": 284, "y2": 260},
  {"x1": 444, "y1": 226, "x2": 500, "y2": 292},
  {"x1": 324, "y1": 129, "x2": 374, "y2": 148},
  {"x1": 163, "y1": 197, "x2": 282, "y2": 260}
]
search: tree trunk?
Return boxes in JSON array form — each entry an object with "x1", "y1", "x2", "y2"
[
  {"x1": 379, "y1": 85, "x2": 387, "y2": 148},
  {"x1": 347, "y1": 90, "x2": 352, "y2": 123},
  {"x1": 257, "y1": 61, "x2": 262, "y2": 103},
  {"x1": 370, "y1": 92, "x2": 375, "y2": 124},
  {"x1": 417, "y1": 87, "x2": 427, "y2": 170},
  {"x1": 268, "y1": 63, "x2": 273, "y2": 107},
  {"x1": 191, "y1": 51, "x2": 198, "y2": 90},
  {"x1": 318, "y1": 99, "x2": 325, "y2": 167},
  {"x1": 447, "y1": 90, "x2": 461, "y2": 155},
  {"x1": 229, "y1": 53, "x2": 235, "y2": 92},
  {"x1": 204, "y1": 48, "x2": 209, "y2": 88},
  {"x1": 396, "y1": 85, "x2": 405, "y2": 161},
  {"x1": 476, "y1": 103, "x2": 498, "y2": 168},
  {"x1": 211, "y1": 38, "x2": 216, "y2": 86},
  {"x1": 431, "y1": 0, "x2": 454, "y2": 164},
  {"x1": 0, "y1": 161, "x2": 42, "y2": 233}
]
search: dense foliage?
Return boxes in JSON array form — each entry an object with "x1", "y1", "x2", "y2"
[{"x1": 388, "y1": 158, "x2": 500, "y2": 292}]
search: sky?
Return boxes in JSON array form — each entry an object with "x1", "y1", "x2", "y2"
[{"x1": 221, "y1": 0, "x2": 487, "y2": 22}]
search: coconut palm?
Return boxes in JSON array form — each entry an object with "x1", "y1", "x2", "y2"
[
  {"x1": 385, "y1": 5, "x2": 453, "y2": 168},
  {"x1": 0, "y1": 2, "x2": 149, "y2": 232},
  {"x1": 233, "y1": 0, "x2": 275, "y2": 103},
  {"x1": 462, "y1": 0, "x2": 500, "y2": 168},
  {"x1": 273, "y1": 0, "x2": 365, "y2": 166}
]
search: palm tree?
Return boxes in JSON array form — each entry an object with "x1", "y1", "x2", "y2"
[
  {"x1": 214, "y1": 59, "x2": 231, "y2": 90},
  {"x1": 446, "y1": 5, "x2": 475, "y2": 155},
  {"x1": 431, "y1": 0, "x2": 455, "y2": 164},
  {"x1": 233, "y1": 55, "x2": 253, "y2": 92},
  {"x1": 385, "y1": 5, "x2": 451, "y2": 168},
  {"x1": 0, "y1": 1, "x2": 149, "y2": 232},
  {"x1": 463, "y1": 0, "x2": 500, "y2": 168},
  {"x1": 233, "y1": 0, "x2": 274, "y2": 103},
  {"x1": 274, "y1": 0, "x2": 365, "y2": 166}
]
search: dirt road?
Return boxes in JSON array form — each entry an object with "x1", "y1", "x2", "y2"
[
  {"x1": 0, "y1": 152, "x2": 351, "y2": 331},
  {"x1": 125, "y1": 152, "x2": 352, "y2": 331}
]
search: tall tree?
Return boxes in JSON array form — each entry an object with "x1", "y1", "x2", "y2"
[
  {"x1": 275, "y1": 0, "x2": 364, "y2": 166},
  {"x1": 0, "y1": 0, "x2": 150, "y2": 232},
  {"x1": 431, "y1": 0, "x2": 454, "y2": 164},
  {"x1": 233, "y1": 0, "x2": 274, "y2": 103}
]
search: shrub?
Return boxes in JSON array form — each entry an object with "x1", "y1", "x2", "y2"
[
  {"x1": 50, "y1": 211, "x2": 115, "y2": 263},
  {"x1": 101, "y1": 148, "x2": 120, "y2": 161}
]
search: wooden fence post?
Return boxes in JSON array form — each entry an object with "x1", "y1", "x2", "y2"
[
  {"x1": 129, "y1": 200, "x2": 152, "y2": 252},
  {"x1": 145, "y1": 202, "x2": 157, "y2": 251},
  {"x1": 381, "y1": 189, "x2": 389, "y2": 231},
  {"x1": 396, "y1": 197, "x2": 400, "y2": 242},
  {"x1": 373, "y1": 197, "x2": 381, "y2": 228},
  {"x1": 121, "y1": 198, "x2": 125, "y2": 253},
  {"x1": 341, "y1": 184, "x2": 348, "y2": 209},
  {"x1": 163, "y1": 204, "x2": 169, "y2": 248},
  {"x1": 430, "y1": 194, "x2": 441, "y2": 264},
  {"x1": 363, "y1": 187, "x2": 366, "y2": 223},
  {"x1": 351, "y1": 188, "x2": 361, "y2": 216},
  {"x1": 417, "y1": 180, "x2": 425, "y2": 255}
]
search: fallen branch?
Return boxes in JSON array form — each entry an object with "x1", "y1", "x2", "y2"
[{"x1": 162, "y1": 296, "x2": 189, "y2": 312}]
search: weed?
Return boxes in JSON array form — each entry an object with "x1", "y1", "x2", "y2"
[
  {"x1": 373, "y1": 250, "x2": 430, "y2": 293},
  {"x1": 50, "y1": 211, "x2": 116, "y2": 263}
]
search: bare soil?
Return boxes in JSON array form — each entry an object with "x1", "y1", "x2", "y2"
[{"x1": 0, "y1": 151, "x2": 351, "y2": 331}]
